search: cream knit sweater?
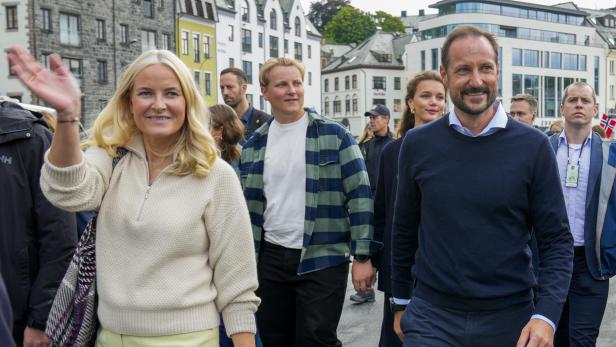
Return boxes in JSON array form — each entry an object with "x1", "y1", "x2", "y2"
[{"x1": 40, "y1": 135, "x2": 259, "y2": 336}]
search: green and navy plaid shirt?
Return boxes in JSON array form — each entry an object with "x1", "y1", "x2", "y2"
[{"x1": 239, "y1": 110, "x2": 379, "y2": 274}]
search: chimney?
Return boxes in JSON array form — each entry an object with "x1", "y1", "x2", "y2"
[
  {"x1": 401, "y1": 10, "x2": 407, "y2": 17},
  {"x1": 419, "y1": 9, "x2": 425, "y2": 16}
]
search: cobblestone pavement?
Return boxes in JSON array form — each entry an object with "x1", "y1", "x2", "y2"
[{"x1": 338, "y1": 275, "x2": 616, "y2": 346}]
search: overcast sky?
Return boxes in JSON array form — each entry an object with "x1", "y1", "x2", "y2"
[{"x1": 299, "y1": 0, "x2": 616, "y2": 17}]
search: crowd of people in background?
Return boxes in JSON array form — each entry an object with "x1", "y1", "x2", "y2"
[{"x1": 1, "y1": 23, "x2": 616, "y2": 347}]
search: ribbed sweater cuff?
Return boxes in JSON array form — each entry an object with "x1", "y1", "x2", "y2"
[
  {"x1": 42, "y1": 150, "x2": 86, "y2": 187},
  {"x1": 222, "y1": 304, "x2": 257, "y2": 336}
]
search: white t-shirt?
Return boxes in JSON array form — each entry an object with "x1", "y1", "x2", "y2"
[{"x1": 263, "y1": 114, "x2": 308, "y2": 249}]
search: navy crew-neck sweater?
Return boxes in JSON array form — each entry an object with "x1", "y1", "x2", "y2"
[{"x1": 391, "y1": 115, "x2": 573, "y2": 325}]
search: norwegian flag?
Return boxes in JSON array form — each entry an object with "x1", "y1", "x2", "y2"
[
  {"x1": 600, "y1": 113, "x2": 610, "y2": 129},
  {"x1": 606, "y1": 119, "x2": 616, "y2": 139}
]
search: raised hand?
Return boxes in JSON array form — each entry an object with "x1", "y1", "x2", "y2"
[{"x1": 7, "y1": 46, "x2": 81, "y2": 120}]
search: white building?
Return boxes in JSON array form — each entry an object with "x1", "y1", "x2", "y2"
[
  {"x1": 1, "y1": 0, "x2": 31, "y2": 102},
  {"x1": 321, "y1": 31, "x2": 412, "y2": 136},
  {"x1": 215, "y1": 0, "x2": 321, "y2": 114},
  {"x1": 405, "y1": 0, "x2": 608, "y2": 128}
]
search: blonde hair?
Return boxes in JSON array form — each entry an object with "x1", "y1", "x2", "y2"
[
  {"x1": 83, "y1": 50, "x2": 217, "y2": 177},
  {"x1": 259, "y1": 57, "x2": 305, "y2": 87}
]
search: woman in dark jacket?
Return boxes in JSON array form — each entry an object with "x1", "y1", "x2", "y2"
[{"x1": 373, "y1": 71, "x2": 446, "y2": 346}]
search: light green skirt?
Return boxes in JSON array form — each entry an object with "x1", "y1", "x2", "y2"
[{"x1": 95, "y1": 327, "x2": 219, "y2": 347}]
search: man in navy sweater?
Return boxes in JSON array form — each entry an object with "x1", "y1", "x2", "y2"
[{"x1": 391, "y1": 26, "x2": 573, "y2": 347}]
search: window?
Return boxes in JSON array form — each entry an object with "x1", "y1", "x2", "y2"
[
  {"x1": 96, "y1": 60, "x2": 108, "y2": 82},
  {"x1": 159, "y1": 0, "x2": 164, "y2": 8},
  {"x1": 352, "y1": 95, "x2": 358, "y2": 112},
  {"x1": 60, "y1": 13, "x2": 80, "y2": 46},
  {"x1": 96, "y1": 19, "x2": 106, "y2": 41},
  {"x1": 242, "y1": 29, "x2": 251, "y2": 53},
  {"x1": 242, "y1": 60, "x2": 253, "y2": 84},
  {"x1": 563, "y1": 53, "x2": 578, "y2": 70},
  {"x1": 224, "y1": 0, "x2": 235, "y2": 9},
  {"x1": 611, "y1": 85, "x2": 614, "y2": 100},
  {"x1": 269, "y1": 36, "x2": 279, "y2": 57},
  {"x1": 324, "y1": 98, "x2": 329, "y2": 115},
  {"x1": 324, "y1": 79, "x2": 329, "y2": 92},
  {"x1": 542, "y1": 51, "x2": 549, "y2": 68},
  {"x1": 394, "y1": 99, "x2": 402, "y2": 112},
  {"x1": 550, "y1": 52, "x2": 561, "y2": 69},
  {"x1": 352, "y1": 75, "x2": 357, "y2": 89},
  {"x1": 373, "y1": 76, "x2": 386, "y2": 90},
  {"x1": 205, "y1": 72, "x2": 211, "y2": 96},
  {"x1": 41, "y1": 8, "x2": 52, "y2": 32},
  {"x1": 579, "y1": 55, "x2": 587, "y2": 71},
  {"x1": 284, "y1": 39, "x2": 288, "y2": 54},
  {"x1": 345, "y1": 76, "x2": 350, "y2": 90},
  {"x1": 512, "y1": 48, "x2": 522, "y2": 66},
  {"x1": 420, "y1": 50, "x2": 426, "y2": 70},
  {"x1": 5, "y1": 6, "x2": 17, "y2": 30},
  {"x1": 512, "y1": 74, "x2": 522, "y2": 96},
  {"x1": 394, "y1": 77, "x2": 401, "y2": 90},
  {"x1": 523, "y1": 49, "x2": 539, "y2": 67},
  {"x1": 228, "y1": 25, "x2": 234, "y2": 41},
  {"x1": 610, "y1": 60, "x2": 615, "y2": 75},
  {"x1": 204, "y1": 35, "x2": 211, "y2": 58},
  {"x1": 247, "y1": 93, "x2": 253, "y2": 106},
  {"x1": 229, "y1": 58, "x2": 234, "y2": 67},
  {"x1": 241, "y1": 0, "x2": 249, "y2": 22},
  {"x1": 40, "y1": 53, "x2": 50, "y2": 69},
  {"x1": 595, "y1": 56, "x2": 600, "y2": 96},
  {"x1": 294, "y1": 42, "x2": 302, "y2": 61},
  {"x1": 524, "y1": 74, "x2": 539, "y2": 99},
  {"x1": 141, "y1": 29, "x2": 156, "y2": 51},
  {"x1": 260, "y1": 96, "x2": 264, "y2": 110},
  {"x1": 162, "y1": 33, "x2": 170, "y2": 50},
  {"x1": 308, "y1": 72, "x2": 312, "y2": 86},
  {"x1": 182, "y1": 31, "x2": 189, "y2": 54},
  {"x1": 143, "y1": 0, "x2": 153, "y2": 18},
  {"x1": 345, "y1": 95, "x2": 351, "y2": 114},
  {"x1": 543, "y1": 76, "x2": 556, "y2": 117},
  {"x1": 294, "y1": 17, "x2": 301, "y2": 36},
  {"x1": 62, "y1": 57, "x2": 82, "y2": 82},
  {"x1": 7, "y1": 57, "x2": 15, "y2": 76},
  {"x1": 194, "y1": 71, "x2": 201, "y2": 91},
  {"x1": 258, "y1": 33, "x2": 263, "y2": 48},
  {"x1": 193, "y1": 33, "x2": 200, "y2": 62},
  {"x1": 431, "y1": 48, "x2": 438, "y2": 70},
  {"x1": 333, "y1": 97, "x2": 341, "y2": 114},
  {"x1": 120, "y1": 24, "x2": 129, "y2": 44},
  {"x1": 308, "y1": 45, "x2": 312, "y2": 59},
  {"x1": 334, "y1": 77, "x2": 339, "y2": 91},
  {"x1": 372, "y1": 98, "x2": 386, "y2": 106},
  {"x1": 270, "y1": 10, "x2": 277, "y2": 30}
]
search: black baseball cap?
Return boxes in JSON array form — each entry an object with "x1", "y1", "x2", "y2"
[{"x1": 364, "y1": 104, "x2": 390, "y2": 117}]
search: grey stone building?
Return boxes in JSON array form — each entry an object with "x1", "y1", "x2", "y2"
[{"x1": 29, "y1": 0, "x2": 176, "y2": 127}]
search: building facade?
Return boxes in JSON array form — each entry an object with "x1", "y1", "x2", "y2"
[
  {"x1": 2, "y1": 0, "x2": 31, "y2": 102},
  {"x1": 405, "y1": 0, "x2": 607, "y2": 128},
  {"x1": 177, "y1": 0, "x2": 218, "y2": 107},
  {"x1": 322, "y1": 31, "x2": 412, "y2": 136},
  {"x1": 2, "y1": 0, "x2": 175, "y2": 127},
  {"x1": 215, "y1": 0, "x2": 321, "y2": 114}
]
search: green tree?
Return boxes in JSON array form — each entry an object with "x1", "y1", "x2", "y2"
[
  {"x1": 307, "y1": 0, "x2": 350, "y2": 34},
  {"x1": 323, "y1": 6, "x2": 376, "y2": 44},
  {"x1": 372, "y1": 11, "x2": 406, "y2": 34}
]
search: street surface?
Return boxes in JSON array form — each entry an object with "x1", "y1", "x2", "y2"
[{"x1": 338, "y1": 275, "x2": 616, "y2": 346}]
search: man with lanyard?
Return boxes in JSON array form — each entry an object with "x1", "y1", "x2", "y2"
[
  {"x1": 391, "y1": 26, "x2": 573, "y2": 346},
  {"x1": 220, "y1": 67, "x2": 271, "y2": 141},
  {"x1": 240, "y1": 57, "x2": 378, "y2": 347},
  {"x1": 549, "y1": 81, "x2": 611, "y2": 346}
]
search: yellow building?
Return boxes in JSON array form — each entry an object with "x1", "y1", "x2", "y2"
[{"x1": 176, "y1": 0, "x2": 218, "y2": 107}]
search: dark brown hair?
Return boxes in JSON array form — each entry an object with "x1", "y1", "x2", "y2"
[
  {"x1": 220, "y1": 67, "x2": 248, "y2": 85},
  {"x1": 208, "y1": 104, "x2": 244, "y2": 163},
  {"x1": 397, "y1": 71, "x2": 445, "y2": 138},
  {"x1": 441, "y1": 25, "x2": 499, "y2": 70}
]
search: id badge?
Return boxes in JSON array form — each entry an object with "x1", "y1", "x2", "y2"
[{"x1": 565, "y1": 164, "x2": 579, "y2": 187}]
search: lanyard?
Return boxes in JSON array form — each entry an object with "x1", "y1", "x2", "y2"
[
  {"x1": 564, "y1": 138, "x2": 588, "y2": 188},
  {"x1": 566, "y1": 138, "x2": 587, "y2": 166}
]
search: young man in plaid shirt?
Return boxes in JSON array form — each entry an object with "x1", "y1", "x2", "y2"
[{"x1": 239, "y1": 57, "x2": 379, "y2": 347}]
